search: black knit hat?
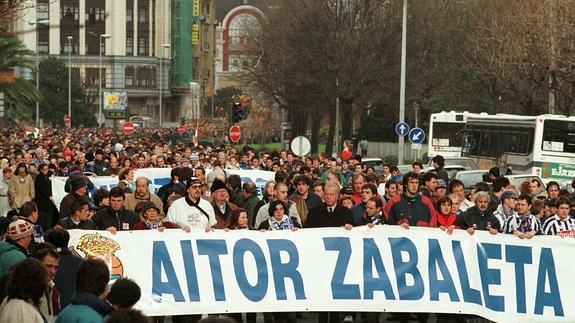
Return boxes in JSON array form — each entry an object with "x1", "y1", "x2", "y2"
[
  {"x1": 210, "y1": 179, "x2": 227, "y2": 193},
  {"x1": 70, "y1": 177, "x2": 87, "y2": 191}
]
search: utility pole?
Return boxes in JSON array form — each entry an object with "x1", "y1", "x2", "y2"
[{"x1": 398, "y1": 0, "x2": 408, "y2": 164}]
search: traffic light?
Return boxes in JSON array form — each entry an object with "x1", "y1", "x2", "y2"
[{"x1": 233, "y1": 102, "x2": 243, "y2": 123}]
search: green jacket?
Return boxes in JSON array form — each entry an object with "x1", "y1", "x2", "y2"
[
  {"x1": 244, "y1": 193, "x2": 261, "y2": 223},
  {"x1": 0, "y1": 240, "x2": 28, "y2": 277}
]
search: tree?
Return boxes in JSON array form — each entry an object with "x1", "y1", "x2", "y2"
[
  {"x1": 38, "y1": 56, "x2": 96, "y2": 127},
  {"x1": 0, "y1": 28, "x2": 40, "y2": 123}
]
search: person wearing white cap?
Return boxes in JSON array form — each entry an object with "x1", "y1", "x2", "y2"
[{"x1": 0, "y1": 217, "x2": 34, "y2": 277}]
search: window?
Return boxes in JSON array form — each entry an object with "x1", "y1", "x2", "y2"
[
  {"x1": 138, "y1": 37, "x2": 148, "y2": 55},
  {"x1": 86, "y1": 7, "x2": 105, "y2": 22},
  {"x1": 126, "y1": 7, "x2": 133, "y2": 22},
  {"x1": 465, "y1": 125, "x2": 533, "y2": 158},
  {"x1": 542, "y1": 120, "x2": 575, "y2": 153},
  {"x1": 61, "y1": 3, "x2": 79, "y2": 20},
  {"x1": 138, "y1": 7, "x2": 147, "y2": 24},
  {"x1": 125, "y1": 67, "x2": 134, "y2": 87},
  {"x1": 137, "y1": 67, "x2": 149, "y2": 87},
  {"x1": 431, "y1": 122, "x2": 465, "y2": 147},
  {"x1": 37, "y1": 2, "x2": 49, "y2": 20},
  {"x1": 126, "y1": 36, "x2": 133, "y2": 55},
  {"x1": 149, "y1": 67, "x2": 156, "y2": 88}
]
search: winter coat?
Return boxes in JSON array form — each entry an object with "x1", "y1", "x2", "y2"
[
  {"x1": 0, "y1": 239, "x2": 28, "y2": 277},
  {"x1": 8, "y1": 174, "x2": 34, "y2": 208}
]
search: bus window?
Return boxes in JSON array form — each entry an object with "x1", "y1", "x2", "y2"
[
  {"x1": 431, "y1": 122, "x2": 465, "y2": 147},
  {"x1": 542, "y1": 120, "x2": 575, "y2": 153}
]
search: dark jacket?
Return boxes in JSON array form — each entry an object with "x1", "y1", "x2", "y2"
[
  {"x1": 59, "y1": 192, "x2": 89, "y2": 220},
  {"x1": 212, "y1": 201, "x2": 239, "y2": 229},
  {"x1": 34, "y1": 172, "x2": 53, "y2": 211},
  {"x1": 430, "y1": 167, "x2": 449, "y2": 185},
  {"x1": 58, "y1": 217, "x2": 99, "y2": 230},
  {"x1": 243, "y1": 193, "x2": 261, "y2": 225},
  {"x1": 385, "y1": 193, "x2": 437, "y2": 227},
  {"x1": 92, "y1": 207, "x2": 139, "y2": 231},
  {"x1": 455, "y1": 206, "x2": 501, "y2": 231},
  {"x1": 305, "y1": 204, "x2": 354, "y2": 228},
  {"x1": 54, "y1": 248, "x2": 83, "y2": 308}
]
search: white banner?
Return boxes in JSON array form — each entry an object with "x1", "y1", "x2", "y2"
[
  {"x1": 52, "y1": 169, "x2": 275, "y2": 209},
  {"x1": 67, "y1": 226, "x2": 574, "y2": 322}
]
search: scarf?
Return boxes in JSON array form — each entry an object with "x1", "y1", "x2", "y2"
[
  {"x1": 497, "y1": 204, "x2": 515, "y2": 220},
  {"x1": 518, "y1": 213, "x2": 533, "y2": 233},
  {"x1": 268, "y1": 214, "x2": 293, "y2": 231}
]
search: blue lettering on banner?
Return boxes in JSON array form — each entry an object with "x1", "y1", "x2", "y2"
[
  {"x1": 477, "y1": 243, "x2": 504, "y2": 312},
  {"x1": 428, "y1": 239, "x2": 459, "y2": 302},
  {"x1": 363, "y1": 238, "x2": 395, "y2": 300},
  {"x1": 180, "y1": 240, "x2": 200, "y2": 301},
  {"x1": 535, "y1": 248, "x2": 563, "y2": 316},
  {"x1": 505, "y1": 245, "x2": 531, "y2": 314},
  {"x1": 197, "y1": 239, "x2": 228, "y2": 301},
  {"x1": 324, "y1": 237, "x2": 361, "y2": 299},
  {"x1": 233, "y1": 239, "x2": 268, "y2": 302},
  {"x1": 267, "y1": 239, "x2": 306, "y2": 300},
  {"x1": 152, "y1": 241, "x2": 185, "y2": 302},
  {"x1": 452, "y1": 241, "x2": 482, "y2": 305},
  {"x1": 389, "y1": 238, "x2": 424, "y2": 300}
]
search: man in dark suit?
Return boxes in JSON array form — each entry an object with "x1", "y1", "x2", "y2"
[
  {"x1": 305, "y1": 183, "x2": 353, "y2": 323},
  {"x1": 306, "y1": 183, "x2": 354, "y2": 229}
]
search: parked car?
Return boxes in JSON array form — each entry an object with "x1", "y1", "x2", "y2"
[
  {"x1": 426, "y1": 157, "x2": 479, "y2": 170},
  {"x1": 506, "y1": 174, "x2": 544, "y2": 192},
  {"x1": 362, "y1": 157, "x2": 384, "y2": 176},
  {"x1": 451, "y1": 169, "x2": 488, "y2": 191}
]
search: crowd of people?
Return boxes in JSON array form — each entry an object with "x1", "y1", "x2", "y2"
[{"x1": 1, "y1": 126, "x2": 575, "y2": 322}]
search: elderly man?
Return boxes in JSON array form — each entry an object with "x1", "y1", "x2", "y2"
[
  {"x1": 124, "y1": 177, "x2": 164, "y2": 217},
  {"x1": 210, "y1": 179, "x2": 238, "y2": 228}
]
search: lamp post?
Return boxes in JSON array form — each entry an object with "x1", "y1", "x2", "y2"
[
  {"x1": 67, "y1": 36, "x2": 73, "y2": 126},
  {"x1": 98, "y1": 34, "x2": 111, "y2": 127},
  {"x1": 28, "y1": 19, "x2": 49, "y2": 126},
  {"x1": 159, "y1": 43, "x2": 170, "y2": 128}
]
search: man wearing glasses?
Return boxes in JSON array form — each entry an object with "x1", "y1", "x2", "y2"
[{"x1": 166, "y1": 176, "x2": 215, "y2": 233}]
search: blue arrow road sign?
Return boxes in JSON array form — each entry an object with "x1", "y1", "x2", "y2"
[
  {"x1": 408, "y1": 127, "x2": 425, "y2": 144},
  {"x1": 395, "y1": 122, "x2": 410, "y2": 136}
]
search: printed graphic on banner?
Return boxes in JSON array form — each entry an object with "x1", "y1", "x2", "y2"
[
  {"x1": 75, "y1": 233, "x2": 124, "y2": 285},
  {"x1": 67, "y1": 227, "x2": 574, "y2": 322}
]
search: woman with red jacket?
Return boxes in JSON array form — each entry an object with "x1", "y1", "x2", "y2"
[{"x1": 436, "y1": 196, "x2": 459, "y2": 234}]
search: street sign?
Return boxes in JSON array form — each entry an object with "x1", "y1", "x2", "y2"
[
  {"x1": 178, "y1": 124, "x2": 186, "y2": 136},
  {"x1": 229, "y1": 125, "x2": 241, "y2": 143},
  {"x1": 64, "y1": 114, "x2": 71, "y2": 128},
  {"x1": 395, "y1": 122, "x2": 410, "y2": 136},
  {"x1": 122, "y1": 122, "x2": 135, "y2": 135},
  {"x1": 408, "y1": 127, "x2": 425, "y2": 144},
  {"x1": 411, "y1": 143, "x2": 422, "y2": 150},
  {"x1": 290, "y1": 136, "x2": 311, "y2": 157}
]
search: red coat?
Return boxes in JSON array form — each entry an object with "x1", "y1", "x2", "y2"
[{"x1": 436, "y1": 212, "x2": 458, "y2": 228}]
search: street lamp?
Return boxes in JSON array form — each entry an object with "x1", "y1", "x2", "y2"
[
  {"x1": 98, "y1": 34, "x2": 111, "y2": 127},
  {"x1": 67, "y1": 36, "x2": 73, "y2": 126},
  {"x1": 159, "y1": 43, "x2": 170, "y2": 128},
  {"x1": 28, "y1": 19, "x2": 49, "y2": 126}
]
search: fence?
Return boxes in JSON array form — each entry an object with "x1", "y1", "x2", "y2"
[{"x1": 362, "y1": 142, "x2": 428, "y2": 163}]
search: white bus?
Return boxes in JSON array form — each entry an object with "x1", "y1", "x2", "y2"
[
  {"x1": 428, "y1": 111, "x2": 471, "y2": 157},
  {"x1": 429, "y1": 111, "x2": 575, "y2": 182}
]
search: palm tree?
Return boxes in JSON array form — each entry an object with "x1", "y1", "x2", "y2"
[{"x1": 0, "y1": 28, "x2": 41, "y2": 122}]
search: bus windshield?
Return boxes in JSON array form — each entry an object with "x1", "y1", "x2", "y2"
[
  {"x1": 542, "y1": 119, "x2": 575, "y2": 153},
  {"x1": 431, "y1": 122, "x2": 465, "y2": 147}
]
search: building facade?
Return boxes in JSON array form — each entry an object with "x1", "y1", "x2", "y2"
[{"x1": 14, "y1": 0, "x2": 216, "y2": 127}]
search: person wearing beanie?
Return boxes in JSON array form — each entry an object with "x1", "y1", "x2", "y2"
[
  {"x1": 0, "y1": 217, "x2": 33, "y2": 277},
  {"x1": 59, "y1": 177, "x2": 89, "y2": 221},
  {"x1": 132, "y1": 201, "x2": 176, "y2": 231},
  {"x1": 210, "y1": 179, "x2": 239, "y2": 229},
  {"x1": 166, "y1": 176, "x2": 215, "y2": 232}
]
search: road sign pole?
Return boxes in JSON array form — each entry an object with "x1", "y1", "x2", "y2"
[{"x1": 398, "y1": 0, "x2": 408, "y2": 165}]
